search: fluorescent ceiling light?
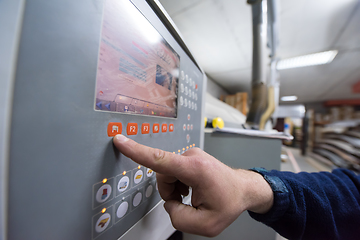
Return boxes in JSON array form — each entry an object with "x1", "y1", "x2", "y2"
[
  {"x1": 277, "y1": 50, "x2": 338, "y2": 70},
  {"x1": 281, "y1": 96, "x2": 298, "y2": 102}
]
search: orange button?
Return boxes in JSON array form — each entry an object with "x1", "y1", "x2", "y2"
[
  {"x1": 141, "y1": 123, "x2": 150, "y2": 134},
  {"x1": 107, "y1": 122, "x2": 122, "y2": 137},
  {"x1": 127, "y1": 123, "x2": 138, "y2": 135},
  {"x1": 169, "y1": 124, "x2": 174, "y2": 132},
  {"x1": 153, "y1": 123, "x2": 160, "y2": 133},
  {"x1": 161, "y1": 124, "x2": 167, "y2": 132}
]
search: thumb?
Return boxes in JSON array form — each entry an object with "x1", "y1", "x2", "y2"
[{"x1": 164, "y1": 200, "x2": 218, "y2": 237}]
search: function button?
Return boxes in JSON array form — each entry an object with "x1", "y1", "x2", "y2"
[
  {"x1": 187, "y1": 124, "x2": 190, "y2": 131},
  {"x1": 186, "y1": 134, "x2": 190, "y2": 143},
  {"x1": 181, "y1": 70, "x2": 185, "y2": 80},
  {"x1": 134, "y1": 169, "x2": 144, "y2": 185},
  {"x1": 189, "y1": 78, "x2": 192, "y2": 86},
  {"x1": 107, "y1": 122, "x2": 122, "y2": 137},
  {"x1": 153, "y1": 123, "x2": 160, "y2": 133},
  {"x1": 187, "y1": 114, "x2": 191, "y2": 121},
  {"x1": 141, "y1": 123, "x2": 150, "y2": 134},
  {"x1": 127, "y1": 123, "x2": 138, "y2": 135},
  {"x1": 189, "y1": 89, "x2": 192, "y2": 98},
  {"x1": 188, "y1": 101, "x2": 191, "y2": 109},
  {"x1": 191, "y1": 124, "x2": 193, "y2": 130},
  {"x1": 161, "y1": 124, "x2": 168, "y2": 132},
  {"x1": 145, "y1": 185, "x2": 154, "y2": 198},
  {"x1": 180, "y1": 96, "x2": 184, "y2": 106},
  {"x1": 169, "y1": 124, "x2": 174, "y2": 132},
  {"x1": 146, "y1": 168, "x2": 154, "y2": 177},
  {"x1": 117, "y1": 176, "x2": 130, "y2": 193},
  {"x1": 195, "y1": 84, "x2": 198, "y2": 90},
  {"x1": 185, "y1": 86, "x2": 188, "y2": 95},
  {"x1": 183, "y1": 124, "x2": 186, "y2": 131},
  {"x1": 96, "y1": 184, "x2": 112, "y2": 203},
  {"x1": 116, "y1": 201, "x2": 129, "y2": 219},
  {"x1": 133, "y1": 192, "x2": 143, "y2": 207},
  {"x1": 185, "y1": 74, "x2": 189, "y2": 84},
  {"x1": 184, "y1": 98, "x2": 188, "y2": 108},
  {"x1": 95, "y1": 212, "x2": 111, "y2": 233},
  {"x1": 180, "y1": 83, "x2": 184, "y2": 93}
]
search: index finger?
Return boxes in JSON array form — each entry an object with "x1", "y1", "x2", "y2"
[{"x1": 113, "y1": 134, "x2": 184, "y2": 176}]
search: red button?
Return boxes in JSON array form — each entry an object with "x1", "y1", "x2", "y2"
[
  {"x1": 107, "y1": 122, "x2": 122, "y2": 137},
  {"x1": 141, "y1": 123, "x2": 150, "y2": 134},
  {"x1": 169, "y1": 124, "x2": 174, "y2": 132},
  {"x1": 153, "y1": 123, "x2": 160, "y2": 133},
  {"x1": 127, "y1": 123, "x2": 138, "y2": 135},
  {"x1": 162, "y1": 124, "x2": 167, "y2": 132}
]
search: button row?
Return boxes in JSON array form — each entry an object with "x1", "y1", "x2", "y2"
[
  {"x1": 107, "y1": 122, "x2": 174, "y2": 137},
  {"x1": 179, "y1": 97, "x2": 197, "y2": 110},
  {"x1": 180, "y1": 84, "x2": 198, "y2": 100},
  {"x1": 182, "y1": 123, "x2": 194, "y2": 131}
]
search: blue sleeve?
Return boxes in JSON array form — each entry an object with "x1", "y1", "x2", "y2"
[{"x1": 248, "y1": 168, "x2": 360, "y2": 240}]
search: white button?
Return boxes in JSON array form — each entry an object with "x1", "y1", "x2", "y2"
[
  {"x1": 145, "y1": 185, "x2": 154, "y2": 198},
  {"x1": 185, "y1": 74, "x2": 189, "y2": 83},
  {"x1": 180, "y1": 96, "x2": 183, "y2": 106},
  {"x1": 180, "y1": 83, "x2": 184, "y2": 93},
  {"x1": 95, "y1": 213, "x2": 111, "y2": 233},
  {"x1": 195, "y1": 103, "x2": 197, "y2": 111},
  {"x1": 146, "y1": 168, "x2": 154, "y2": 177},
  {"x1": 117, "y1": 176, "x2": 130, "y2": 192},
  {"x1": 187, "y1": 124, "x2": 190, "y2": 131},
  {"x1": 187, "y1": 114, "x2": 191, "y2": 120},
  {"x1": 186, "y1": 134, "x2": 190, "y2": 143},
  {"x1": 191, "y1": 124, "x2": 193, "y2": 130},
  {"x1": 181, "y1": 71, "x2": 185, "y2": 80},
  {"x1": 184, "y1": 98, "x2": 188, "y2": 107},
  {"x1": 134, "y1": 169, "x2": 143, "y2": 184},
  {"x1": 116, "y1": 201, "x2": 129, "y2": 219},
  {"x1": 185, "y1": 86, "x2": 188, "y2": 95},
  {"x1": 183, "y1": 124, "x2": 186, "y2": 131},
  {"x1": 133, "y1": 192, "x2": 142, "y2": 207},
  {"x1": 96, "y1": 184, "x2": 112, "y2": 203},
  {"x1": 189, "y1": 78, "x2": 192, "y2": 86},
  {"x1": 189, "y1": 89, "x2": 192, "y2": 97}
]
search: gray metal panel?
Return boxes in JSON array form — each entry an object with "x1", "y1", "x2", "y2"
[
  {"x1": 0, "y1": 1, "x2": 26, "y2": 239},
  {"x1": 184, "y1": 133, "x2": 281, "y2": 240},
  {"x1": 6, "y1": 0, "x2": 204, "y2": 240}
]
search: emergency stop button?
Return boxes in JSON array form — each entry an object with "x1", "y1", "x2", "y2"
[{"x1": 107, "y1": 123, "x2": 122, "y2": 137}]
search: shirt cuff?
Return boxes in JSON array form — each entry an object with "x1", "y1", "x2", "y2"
[{"x1": 247, "y1": 168, "x2": 290, "y2": 224}]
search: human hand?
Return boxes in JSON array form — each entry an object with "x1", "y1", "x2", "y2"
[{"x1": 113, "y1": 134, "x2": 273, "y2": 237}]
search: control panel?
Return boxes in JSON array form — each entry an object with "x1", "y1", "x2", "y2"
[{"x1": 3, "y1": 0, "x2": 205, "y2": 240}]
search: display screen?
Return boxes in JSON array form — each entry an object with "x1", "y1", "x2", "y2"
[{"x1": 95, "y1": 0, "x2": 180, "y2": 118}]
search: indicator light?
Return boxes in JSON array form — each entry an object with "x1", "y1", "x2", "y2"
[
  {"x1": 101, "y1": 208, "x2": 106, "y2": 213},
  {"x1": 102, "y1": 178, "x2": 108, "y2": 184},
  {"x1": 182, "y1": 148, "x2": 185, "y2": 151},
  {"x1": 138, "y1": 165, "x2": 141, "y2": 169},
  {"x1": 186, "y1": 146, "x2": 189, "y2": 150},
  {"x1": 178, "y1": 150, "x2": 181, "y2": 153},
  {"x1": 122, "y1": 171, "x2": 126, "y2": 175},
  {"x1": 172, "y1": 152, "x2": 175, "y2": 154}
]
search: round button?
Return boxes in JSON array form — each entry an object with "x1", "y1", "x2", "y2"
[
  {"x1": 133, "y1": 192, "x2": 142, "y2": 207},
  {"x1": 96, "y1": 184, "x2": 112, "y2": 203},
  {"x1": 118, "y1": 176, "x2": 130, "y2": 192},
  {"x1": 134, "y1": 169, "x2": 143, "y2": 184},
  {"x1": 145, "y1": 185, "x2": 154, "y2": 198},
  {"x1": 116, "y1": 201, "x2": 129, "y2": 219},
  {"x1": 95, "y1": 213, "x2": 111, "y2": 233},
  {"x1": 180, "y1": 96, "x2": 184, "y2": 106},
  {"x1": 146, "y1": 168, "x2": 154, "y2": 177}
]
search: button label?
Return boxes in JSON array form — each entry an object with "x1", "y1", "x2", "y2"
[
  {"x1": 153, "y1": 123, "x2": 160, "y2": 133},
  {"x1": 127, "y1": 123, "x2": 138, "y2": 135},
  {"x1": 141, "y1": 123, "x2": 150, "y2": 134},
  {"x1": 107, "y1": 123, "x2": 122, "y2": 137}
]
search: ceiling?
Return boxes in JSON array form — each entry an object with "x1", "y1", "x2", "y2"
[{"x1": 158, "y1": 0, "x2": 360, "y2": 103}]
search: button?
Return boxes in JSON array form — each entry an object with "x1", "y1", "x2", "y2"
[
  {"x1": 189, "y1": 89, "x2": 192, "y2": 97},
  {"x1": 187, "y1": 124, "x2": 190, "y2": 131},
  {"x1": 141, "y1": 123, "x2": 150, "y2": 134},
  {"x1": 184, "y1": 98, "x2": 188, "y2": 107},
  {"x1": 105, "y1": 103, "x2": 111, "y2": 110},
  {"x1": 185, "y1": 74, "x2": 189, "y2": 83},
  {"x1": 195, "y1": 103, "x2": 197, "y2": 111},
  {"x1": 161, "y1": 124, "x2": 167, "y2": 132},
  {"x1": 145, "y1": 185, "x2": 153, "y2": 198},
  {"x1": 181, "y1": 83, "x2": 184, "y2": 93},
  {"x1": 188, "y1": 101, "x2": 191, "y2": 109},
  {"x1": 96, "y1": 184, "x2": 112, "y2": 203},
  {"x1": 153, "y1": 123, "x2": 160, "y2": 133},
  {"x1": 116, "y1": 201, "x2": 129, "y2": 219},
  {"x1": 180, "y1": 96, "x2": 184, "y2": 106},
  {"x1": 146, "y1": 168, "x2": 154, "y2": 177},
  {"x1": 193, "y1": 81, "x2": 196, "y2": 89},
  {"x1": 191, "y1": 124, "x2": 193, "y2": 130},
  {"x1": 133, "y1": 192, "x2": 142, "y2": 207},
  {"x1": 127, "y1": 123, "x2": 138, "y2": 135},
  {"x1": 117, "y1": 176, "x2": 130, "y2": 193},
  {"x1": 195, "y1": 84, "x2": 198, "y2": 90},
  {"x1": 183, "y1": 124, "x2": 186, "y2": 131},
  {"x1": 187, "y1": 114, "x2": 191, "y2": 120},
  {"x1": 95, "y1": 213, "x2": 111, "y2": 233},
  {"x1": 186, "y1": 134, "x2": 190, "y2": 143},
  {"x1": 96, "y1": 102, "x2": 102, "y2": 110},
  {"x1": 189, "y1": 78, "x2": 192, "y2": 86},
  {"x1": 192, "y1": 102, "x2": 194, "y2": 110},
  {"x1": 134, "y1": 169, "x2": 144, "y2": 185},
  {"x1": 195, "y1": 93, "x2": 198, "y2": 100},
  {"x1": 181, "y1": 70, "x2": 185, "y2": 80},
  {"x1": 185, "y1": 86, "x2": 188, "y2": 95},
  {"x1": 107, "y1": 123, "x2": 122, "y2": 137},
  {"x1": 169, "y1": 124, "x2": 174, "y2": 132}
]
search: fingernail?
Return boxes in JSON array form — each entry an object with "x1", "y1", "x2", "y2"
[{"x1": 114, "y1": 134, "x2": 129, "y2": 143}]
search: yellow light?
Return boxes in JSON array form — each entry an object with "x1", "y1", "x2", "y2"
[
  {"x1": 178, "y1": 150, "x2": 181, "y2": 153},
  {"x1": 190, "y1": 145, "x2": 192, "y2": 148},
  {"x1": 122, "y1": 171, "x2": 126, "y2": 175},
  {"x1": 102, "y1": 178, "x2": 107, "y2": 184},
  {"x1": 138, "y1": 165, "x2": 141, "y2": 169},
  {"x1": 172, "y1": 152, "x2": 175, "y2": 154},
  {"x1": 182, "y1": 148, "x2": 185, "y2": 151},
  {"x1": 101, "y1": 208, "x2": 106, "y2": 213},
  {"x1": 193, "y1": 144, "x2": 195, "y2": 147},
  {"x1": 186, "y1": 146, "x2": 189, "y2": 150}
]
